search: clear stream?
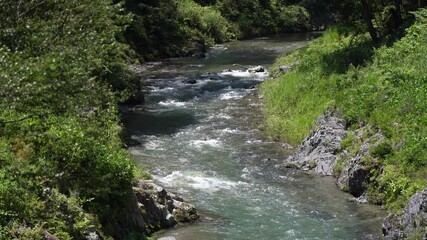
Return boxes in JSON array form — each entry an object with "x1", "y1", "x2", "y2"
[{"x1": 123, "y1": 33, "x2": 385, "y2": 240}]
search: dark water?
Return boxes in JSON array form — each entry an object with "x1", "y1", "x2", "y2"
[{"x1": 123, "y1": 33, "x2": 385, "y2": 240}]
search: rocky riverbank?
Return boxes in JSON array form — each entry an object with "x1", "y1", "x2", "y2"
[
  {"x1": 281, "y1": 110, "x2": 427, "y2": 239},
  {"x1": 128, "y1": 180, "x2": 199, "y2": 237}
]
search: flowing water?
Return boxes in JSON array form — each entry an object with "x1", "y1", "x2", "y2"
[{"x1": 123, "y1": 33, "x2": 385, "y2": 240}]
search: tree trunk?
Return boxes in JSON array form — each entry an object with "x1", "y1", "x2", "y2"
[{"x1": 360, "y1": 0, "x2": 379, "y2": 42}]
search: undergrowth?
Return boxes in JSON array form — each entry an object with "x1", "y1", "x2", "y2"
[{"x1": 261, "y1": 9, "x2": 427, "y2": 211}]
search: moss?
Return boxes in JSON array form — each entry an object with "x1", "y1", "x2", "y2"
[
  {"x1": 332, "y1": 158, "x2": 345, "y2": 177},
  {"x1": 308, "y1": 161, "x2": 317, "y2": 169},
  {"x1": 370, "y1": 141, "x2": 393, "y2": 159},
  {"x1": 341, "y1": 183, "x2": 349, "y2": 192},
  {"x1": 283, "y1": 162, "x2": 299, "y2": 169},
  {"x1": 340, "y1": 133, "x2": 357, "y2": 151}
]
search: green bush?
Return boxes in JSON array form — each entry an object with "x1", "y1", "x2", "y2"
[
  {"x1": 0, "y1": 0, "x2": 139, "y2": 238},
  {"x1": 261, "y1": 10, "x2": 427, "y2": 210}
]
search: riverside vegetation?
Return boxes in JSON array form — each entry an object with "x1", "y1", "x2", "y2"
[
  {"x1": 261, "y1": 7, "x2": 427, "y2": 216},
  {"x1": 1, "y1": 0, "x2": 426, "y2": 239},
  {"x1": 0, "y1": 0, "x2": 319, "y2": 239}
]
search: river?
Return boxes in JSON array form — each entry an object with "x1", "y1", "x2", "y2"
[{"x1": 123, "y1": 33, "x2": 385, "y2": 240}]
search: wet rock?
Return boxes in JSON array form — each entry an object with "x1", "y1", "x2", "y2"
[
  {"x1": 182, "y1": 79, "x2": 197, "y2": 84},
  {"x1": 192, "y1": 51, "x2": 206, "y2": 58},
  {"x1": 284, "y1": 111, "x2": 347, "y2": 175},
  {"x1": 133, "y1": 180, "x2": 199, "y2": 234},
  {"x1": 382, "y1": 188, "x2": 427, "y2": 239},
  {"x1": 248, "y1": 65, "x2": 265, "y2": 73},
  {"x1": 337, "y1": 132, "x2": 384, "y2": 197},
  {"x1": 173, "y1": 201, "x2": 199, "y2": 222}
]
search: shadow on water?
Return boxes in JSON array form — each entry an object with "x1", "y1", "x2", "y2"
[{"x1": 123, "y1": 109, "x2": 197, "y2": 136}]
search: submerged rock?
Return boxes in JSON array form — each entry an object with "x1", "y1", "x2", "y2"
[
  {"x1": 284, "y1": 111, "x2": 347, "y2": 175},
  {"x1": 182, "y1": 79, "x2": 197, "y2": 84},
  {"x1": 383, "y1": 188, "x2": 427, "y2": 239}
]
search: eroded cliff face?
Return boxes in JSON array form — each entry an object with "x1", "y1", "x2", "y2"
[
  {"x1": 282, "y1": 111, "x2": 427, "y2": 239},
  {"x1": 383, "y1": 188, "x2": 427, "y2": 240},
  {"x1": 284, "y1": 111, "x2": 347, "y2": 176}
]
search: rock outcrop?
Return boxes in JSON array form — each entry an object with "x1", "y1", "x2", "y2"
[
  {"x1": 337, "y1": 131, "x2": 384, "y2": 198},
  {"x1": 133, "y1": 180, "x2": 199, "y2": 234},
  {"x1": 383, "y1": 188, "x2": 427, "y2": 239},
  {"x1": 284, "y1": 111, "x2": 347, "y2": 175}
]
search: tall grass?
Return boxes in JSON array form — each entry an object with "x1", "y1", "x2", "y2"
[{"x1": 261, "y1": 10, "x2": 427, "y2": 210}]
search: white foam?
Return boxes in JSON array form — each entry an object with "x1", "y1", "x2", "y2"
[
  {"x1": 217, "y1": 128, "x2": 240, "y2": 134},
  {"x1": 158, "y1": 100, "x2": 187, "y2": 107},
  {"x1": 157, "y1": 171, "x2": 245, "y2": 192},
  {"x1": 191, "y1": 139, "x2": 222, "y2": 148},
  {"x1": 219, "y1": 91, "x2": 245, "y2": 100},
  {"x1": 219, "y1": 70, "x2": 268, "y2": 78},
  {"x1": 208, "y1": 113, "x2": 232, "y2": 120},
  {"x1": 144, "y1": 140, "x2": 165, "y2": 150}
]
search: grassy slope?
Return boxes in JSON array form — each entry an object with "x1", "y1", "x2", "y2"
[{"x1": 261, "y1": 10, "x2": 427, "y2": 211}]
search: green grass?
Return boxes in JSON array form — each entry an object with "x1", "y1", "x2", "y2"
[{"x1": 261, "y1": 10, "x2": 427, "y2": 211}]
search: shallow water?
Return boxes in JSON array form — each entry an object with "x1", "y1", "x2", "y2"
[{"x1": 123, "y1": 33, "x2": 385, "y2": 240}]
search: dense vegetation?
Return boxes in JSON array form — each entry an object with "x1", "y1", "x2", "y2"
[
  {"x1": 261, "y1": 8, "x2": 427, "y2": 211},
  {"x1": 0, "y1": 0, "x2": 314, "y2": 238},
  {"x1": 1, "y1": 0, "x2": 426, "y2": 238},
  {"x1": 123, "y1": 0, "x2": 312, "y2": 60},
  {"x1": 0, "y1": 0, "x2": 142, "y2": 239}
]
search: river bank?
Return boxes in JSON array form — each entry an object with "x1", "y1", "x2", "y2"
[
  {"x1": 261, "y1": 13, "x2": 427, "y2": 239},
  {"x1": 123, "y1": 33, "x2": 385, "y2": 239}
]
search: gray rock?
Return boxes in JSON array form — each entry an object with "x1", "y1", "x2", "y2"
[
  {"x1": 43, "y1": 232, "x2": 59, "y2": 240},
  {"x1": 337, "y1": 132, "x2": 384, "y2": 197},
  {"x1": 83, "y1": 229, "x2": 103, "y2": 240},
  {"x1": 248, "y1": 66, "x2": 265, "y2": 73},
  {"x1": 383, "y1": 188, "x2": 427, "y2": 239},
  {"x1": 133, "y1": 180, "x2": 199, "y2": 234},
  {"x1": 284, "y1": 111, "x2": 347, "y2": 176}
]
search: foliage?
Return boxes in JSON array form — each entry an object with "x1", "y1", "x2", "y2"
[
  {"x1": 0, "y1": 0, "x2": 140, "y2": 238},
  {"x1": 261, "y1": 9, "x2": 427, "y2": 210},
  {"x1": 123, "y1": 0, "x2": 313, "y2": 60},
  {"x1": 216, "y1": 0, "x2": 310, "y2": 38},
  {"x1": 123, "y1": 0, "x2": 236, "y2": 60}
]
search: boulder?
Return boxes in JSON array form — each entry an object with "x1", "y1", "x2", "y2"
[
  {"x1": 248, "y1": 66, "x2": 265, "y2": 73},
  {"x1": 284, "y1": 111, "x2": 347, "y2": 176},
  {"x1": 383, "y1": 188, "x2": 427, "y2": 239},
  {"x1": 133, "y1": 180, "x2": 199, "y2": 234}
]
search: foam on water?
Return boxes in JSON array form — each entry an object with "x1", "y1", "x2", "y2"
[
  {"x1": 218, "y1": 70, "x2": 268, "y2": 78},
  {"x1": 191, "y1": 139, "x2": 222, "y2": 148},
  {"x1": 219, "y1": 91, "x2": 246, "y2": 100},
  {"x1": 157, "y1": 171, "x2": 248, "y2": 193},
  {"x1": 158, "y1": 100, "x2": 188, "y2": 107}
]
